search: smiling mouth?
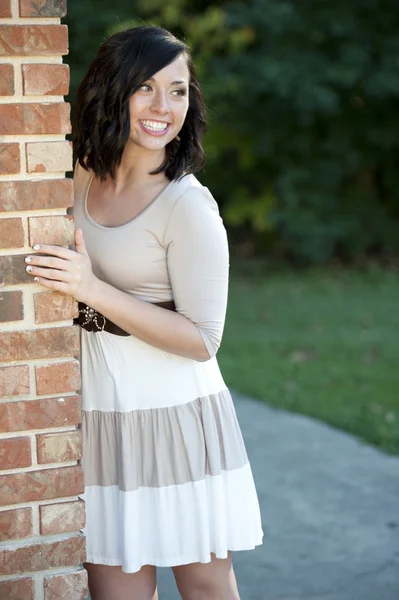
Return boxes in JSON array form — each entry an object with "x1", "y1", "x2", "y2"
[{"x1": 140, "y1": 119, "x2": 170, "y2": 132}]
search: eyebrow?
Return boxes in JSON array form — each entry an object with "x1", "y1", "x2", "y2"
[{"x1": 148, "y1": 77, "x2": 187, "y2": 85}]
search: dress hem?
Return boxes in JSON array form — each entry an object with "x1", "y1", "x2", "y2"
[{"x1": 85, "y1": 537, "x2": 264, "y2": 573}]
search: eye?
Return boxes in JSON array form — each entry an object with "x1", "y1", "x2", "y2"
[
  {"x1": 140, "y1": 84, "x2": 152, "y2": 92},
  {"x1": 172, "y1": 88, "x2": 187, "y2": 97}
]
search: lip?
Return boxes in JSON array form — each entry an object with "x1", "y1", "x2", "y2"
[{"x1": 139, "y1": 120, "x2": 172, "y2": 137}]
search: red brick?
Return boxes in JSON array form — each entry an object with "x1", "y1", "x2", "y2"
[
  {"x1": 0, "y1": 437, "x2": 31, "y2": 470},
  {"x1": 0, "y1": 578, "x2": 34, "y2": 600},
  {"x1": 29, "y1": 215, "x2": 74, "y2": 246},
  {"x1": 0, "y1": 534, "x2": 86, "y2": 576},
  {"x1": 0, "y1": 255, "x2": 33, "y2": 286},
  {"x1": 44, "y1": 569, "x2": 88, "y2": 600},
  {"x1": 0, "y1": 103, "x2": 70, "y2": 135},
  {"x1": 26, "y1": 141, "x2": 72, "y2": 173},
  {"x1": 0, "y1": 0, "x2": 12, "y2": 18},
  {"x1": 34, "y1": 292, "x2": 78, "y2": 324},
  {"x1": 0, "y1": 64, "x2": 14, "y2": 95},
  {"x1": 35, "y1": 360, "x2": 81, "y2": 395},
  {"x1": 0, "y1": 26, "x2": 68, "y2": 57},
  {"x1": 0, "y1": 395, "x2": 81, "y2": 433},
  {"x1": 22, "y1": 63, "x2": 69, "y2": 96},
  {"x1": 0, "y1": 365, "x2": 29, "y2": 398},
  {"x1": 0, "y1": 465, "x2": 84, "y2": 505},
  {"x1": 0, "y1": 327, "x2": 79, "y2": 362},
  {"x1": 40, "y1": 499, "x2": 85, "y2": 534},
  {"x1": 37, "y1": 430, "x2": 82, "y2": 464},
  {"x1": 0, "y1": 508, "x2": 32, "y2": 541},
  {"x1": 20, "y1": 0, "x2": 67, "y2": 17},
  {"x1": 0, "y1": 178, "x2": 73, "y2": 212},
  {"x1": 0, "y1": 291, "x2": 24, "y2": 323},
  {"x1": 0, "y1": 143, "x2": 20, "y2": 175},
  {"x1": 0, "y1": 218, "x2": 24, "y2": 249}
]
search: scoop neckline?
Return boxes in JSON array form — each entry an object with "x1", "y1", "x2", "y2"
[{"x1": 83, "y1": 172, "x2": 175, "y2": 231}]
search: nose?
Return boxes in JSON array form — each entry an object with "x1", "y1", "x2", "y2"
[{"x1": 151, "y1": 89, "x2": 169, "y2": 115}]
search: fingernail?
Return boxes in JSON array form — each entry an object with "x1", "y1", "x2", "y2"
[
  {"x1": 26, "y1": 266, "x2": 33, "y2": 272},
  {"x1": 25, "y1": 256, "x2": 32, "y2": 263},
  {"x1": 33, "y1": 244, "x2": 40, "y2": 250}
]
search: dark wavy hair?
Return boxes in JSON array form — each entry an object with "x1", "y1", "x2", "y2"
[{"x1": 73, "y1": 25, "x2": 207, "y2": 181}]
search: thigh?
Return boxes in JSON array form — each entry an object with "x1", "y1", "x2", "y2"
[
  {"x1": 171, "y1": 552, "x2": 240, "y2": 600},
  {"x1": 84, "y1": 562, "x2": 158, "y2": 600}
]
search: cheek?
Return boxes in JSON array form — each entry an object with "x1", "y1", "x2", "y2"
[
  {"x1": 129, "y1": 96, "x2": 147, "y2": 122},
  {"x1": 129, "y1": 102, "x2": 137, "y2": 126},
  {"x1": 175, "y1": 101, "x2": 189, "y2": 125}
]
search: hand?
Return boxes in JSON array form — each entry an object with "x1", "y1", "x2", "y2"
[{"x1": 25, "y1": 228, "x2": 98, "y2": 304}]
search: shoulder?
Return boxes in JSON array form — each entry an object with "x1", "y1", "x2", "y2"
[
  {"x1": 164, "y1": 174, "x2": 226, "y2": 245},
  {"x1": 170, "y1": 174, "x2": 220, "y2": 217},
  {"x1": 73, "y1": 159, "x2": 92, "y2": 191}
]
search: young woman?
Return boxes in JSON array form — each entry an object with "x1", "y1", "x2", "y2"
[{"x1": 25, "y1": 25, "x2": 263, "y2": 600}]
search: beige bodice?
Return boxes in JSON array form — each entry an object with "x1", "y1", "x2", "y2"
[{"x1": 73, "y1": 163, "x2": 230, "y2": 358}]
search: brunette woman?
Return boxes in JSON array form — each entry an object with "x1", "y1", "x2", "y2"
[{"x1": 25, "y1": 25, "x2": 263, "y2": 600}]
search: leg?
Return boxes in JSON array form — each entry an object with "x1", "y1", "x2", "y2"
[
  {"x1": 172, "y1": 552, "x2": 240, "y2": 600},
  {"x1": 84, "y1": 562, "x2": 158, "y2": 600}
]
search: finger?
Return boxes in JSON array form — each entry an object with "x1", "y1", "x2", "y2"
[
  {"x1": 25, "y1": 255, "x2": 72, "y2": 271},
  {"x1": 75, "y1": 228, "x2": 88, "y2": 255},
  {"x1": 26, "y1": 265, "x2": 73, "y2": 282},
  {"x1": 32, "y1": 243, "x2": 80, "y2": 261},
  {"x1": 33, "y1": 276, "x2": 70, "y2": 294}
]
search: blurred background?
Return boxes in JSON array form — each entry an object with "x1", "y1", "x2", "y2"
[{"x1": 64, "y1": 0, "x2": 399, "y2": 455}]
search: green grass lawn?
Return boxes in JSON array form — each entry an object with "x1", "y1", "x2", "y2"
[{"x1": 218, "y1": 264, "x2": 399, "y2": 454}]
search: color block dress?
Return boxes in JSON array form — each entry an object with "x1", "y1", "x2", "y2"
[{"x1": 73, "y1": 163, "x2": 263, "y2": 573}]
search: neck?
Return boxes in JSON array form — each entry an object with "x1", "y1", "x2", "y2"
[{"x1": 113, "y1": 141, "x2": 167, "y2": 191}]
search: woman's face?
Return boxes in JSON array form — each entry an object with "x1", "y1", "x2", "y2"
[{"x1": 128, "y1": 53, "x2": 190, "y2": 152}]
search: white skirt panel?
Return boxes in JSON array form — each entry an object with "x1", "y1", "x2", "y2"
[
  {"x1": 81, "y1": 463, "x2": 263, "y2": 573},
  {"x1": 81, "y1": 328, "x2": 227, "y2": 412}
]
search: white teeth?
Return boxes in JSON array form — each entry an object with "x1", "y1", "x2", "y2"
[{"x1": 141, "y1": 120, "x2": 168, "y2": 131}]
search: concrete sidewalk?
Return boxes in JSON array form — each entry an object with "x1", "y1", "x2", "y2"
[{"x1": 157, "y1": 392, "x2": 399, "y2": 600}]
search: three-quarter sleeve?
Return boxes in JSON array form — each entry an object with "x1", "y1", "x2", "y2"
[{"x1": 165, "y1": 185, "x2": 230, "y2": 361}]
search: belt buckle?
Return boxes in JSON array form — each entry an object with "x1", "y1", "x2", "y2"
[{"x1": 79, "y1": 304, "x2": 106, "y2": 333}]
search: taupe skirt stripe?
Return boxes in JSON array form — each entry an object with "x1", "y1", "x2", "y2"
[{"x1": 82, "y1": 390, "x2": 248, "y2": 491}]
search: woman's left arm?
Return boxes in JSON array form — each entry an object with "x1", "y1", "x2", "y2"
[{"x1": 26, "y1": 187, "x2": 229, "y2": 362}]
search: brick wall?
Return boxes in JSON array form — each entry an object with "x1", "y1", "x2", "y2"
[{"x1": 0, "y1": 1, "x2": 88, "y2": 598}]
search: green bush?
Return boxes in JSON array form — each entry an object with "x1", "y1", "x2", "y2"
[{"x1": 64, "y1": 0, "x2": 399, "y2": 264}]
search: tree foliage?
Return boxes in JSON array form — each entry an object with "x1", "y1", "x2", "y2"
[{"x1": 64, "y1": 0, "x2": 399, "y2": 263}]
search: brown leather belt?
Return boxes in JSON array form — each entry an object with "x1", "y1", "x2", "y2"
[{"x1": 74, "y1": 300, "x2": 176, "y2": 336}]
